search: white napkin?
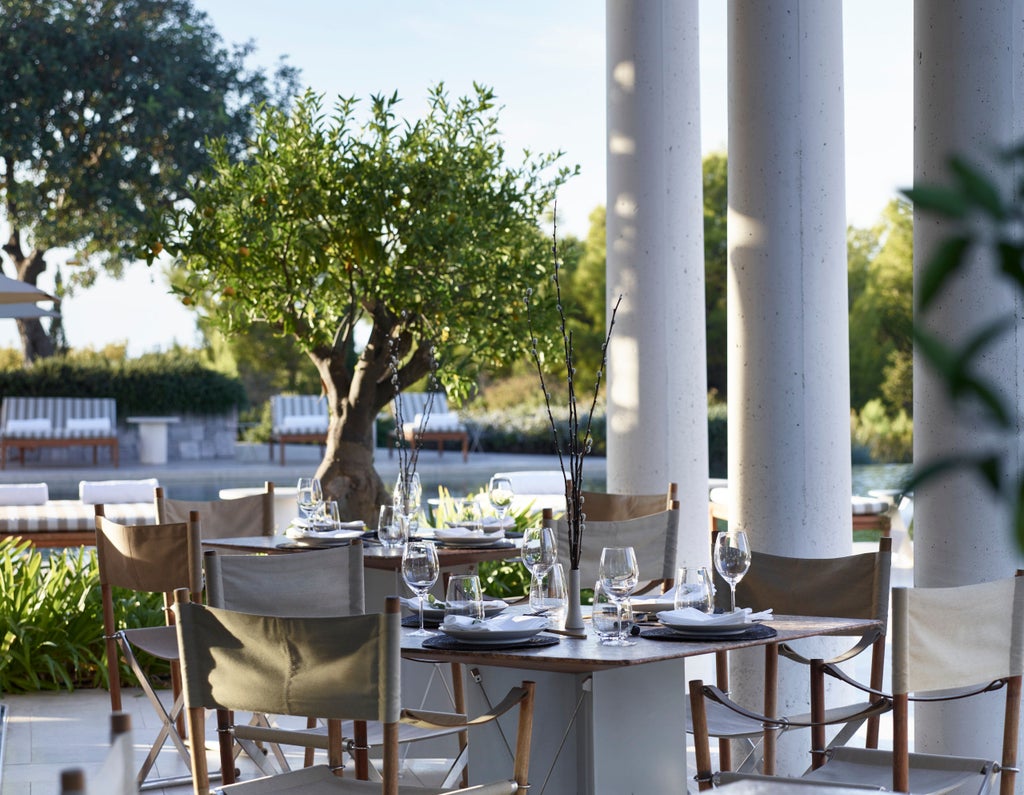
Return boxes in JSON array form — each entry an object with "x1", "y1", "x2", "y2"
[
  {"x1": 442, "y1": 614, "x2": 548, "y2": 633},
  {"x1": 482, "y1": 515, "x2": 515, "y2": 529},
  {"x1": 286, "y1": 519, "x2": 364, "y2": 538},
  {"x1": 435, "y1": 526, "x2": 505, "y2": 542},
  {"x1": 656, "y1": 607, "x2": 774, "y2": 626},
  {"x1": 401, "y1": 596, "x2": 509, "y2": 612}
]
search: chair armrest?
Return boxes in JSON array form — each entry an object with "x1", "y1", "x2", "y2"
[
  {"x1": 778, "y1": 628, "x2": 882, "y2": 667},
  {"x1": 700, "y1": 684, "x2": 790, "y2": 730},
  {"x1": 402, "y1": 685, "x2": 528, "y2": 730},
  {"x1": 818, "y1": 660, "x2": 891, "y2": 699}
]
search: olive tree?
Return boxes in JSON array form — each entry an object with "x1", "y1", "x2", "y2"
[
  {"x1": 160, "y1": 86, "x2": 573, "y2": 519},
  {"x1": 0, "y1": 0, "x2": 297, "y2": 362}
]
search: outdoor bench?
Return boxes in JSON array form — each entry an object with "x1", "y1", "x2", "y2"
[
  {"x1": 387, "y1": 391, "x2": 470, "y2": 462},
  {"x1": 268, "y1": 394, "x2": 328, "y2": 466},
  {"x1": 0, "y1": 396, "x2": 119, "y2": 469},
  {"x1": 0, "y1": 478, "x2": 157, "y2": 548}
]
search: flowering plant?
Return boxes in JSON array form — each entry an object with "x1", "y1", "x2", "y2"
[{"x1": 525, "y1": 227, "x2": 621, "y2": 569}]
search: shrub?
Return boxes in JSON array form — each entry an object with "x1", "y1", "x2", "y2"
[
  {"x1": 852, "y1": 399, "x2": 913, "y2": 463},
  {"x1": 0, "y1": 538, "x2": 166, "y2": 693}
]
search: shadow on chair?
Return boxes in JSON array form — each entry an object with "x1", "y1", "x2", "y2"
[{"x1": 173, "y1": 592, "x2": 536, "y2": 794}]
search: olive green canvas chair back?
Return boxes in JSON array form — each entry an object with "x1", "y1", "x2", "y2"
[{"x1": 579, "y1": 482, "x2": 679, "y2": 522}]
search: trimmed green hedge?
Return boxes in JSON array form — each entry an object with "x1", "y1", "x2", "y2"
[{"x1": 0, "y1": 352, "x2": 246, "y2": 416}]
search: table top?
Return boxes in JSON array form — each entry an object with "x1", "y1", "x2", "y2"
[
  {"x1": 400, "y1": 613, "x2": 881, "y2": 674},
  {"x1": 201, "y1": 534, "x2": 522, "y2": 570}
]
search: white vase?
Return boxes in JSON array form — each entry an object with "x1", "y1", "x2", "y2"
[{"x1": 565, "y1": 567, "x2": 585, "y2": 632}]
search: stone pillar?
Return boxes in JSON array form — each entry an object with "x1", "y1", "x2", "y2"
[
  {"x1": 605, "y1": 0, "x2": 709, "y2": 570},
  {"x1": 726, "y1": 0, "x2": 850, "y2": 774},
  {"x1": 913, "y1": 0, "x2": 1024, "y2": 761}
]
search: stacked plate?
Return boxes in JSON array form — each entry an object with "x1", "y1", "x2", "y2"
[
  {"x1": 655, "y1": 608, "x2": 753, "y2": 637},
  {"x1": 439, "y1": 614, "x2": 549, "y2": 646}
]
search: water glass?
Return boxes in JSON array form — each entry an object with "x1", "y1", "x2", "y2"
[
  {"x1": 592, "y1": 580, "x2": 635, "y2": 645},
  {"x1": 457, "y1": 498, "x2": 483, "y2": 531},
  {"x1": 315, "y1": 499, "x2": 341, "y2": 531},
  {"x1": 444, "y1": 574, "x2": 484, "y2": 621},
  {"x1": 529, "y1": 562, "x2": 568, "y2": 629},
  {"x1": 674, "y1": 566, "x2": 715, "y2": 613},
  {"x1": 377, "y1": 504, "x2": 406, "y2": 550},
  {"x1": 296, "y1": 477, "x2": 322, "y2": 521}
]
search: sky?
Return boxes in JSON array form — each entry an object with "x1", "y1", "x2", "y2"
[{"x1": 0, "y1": 1, "x2": 913, "y2": 355}]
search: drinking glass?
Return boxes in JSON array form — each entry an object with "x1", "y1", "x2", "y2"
[
  {"x1": 598, "y1": 546, "x2": 639, "y2": 645},
  {"x1": 592, "y1": 580, "x2": 635, "y2": 645},
  {"x1": 316, "y1": 499, "x2": 341, "y2": 531},
  {"x1": 487, "y1": 476, "x2": 514, "y2": 527},
  {"x1": 714, "y1": 529, "x2": 752, "y2": 613},
  {"x1": 377, "y1": 504, "x2": 405, "y2": 550},
  {"x1": 521, "y1": 526, "x2": 557, "y2": 581},
  {"x1": 394, "y1": 472, "x2": 422, "y2": 533},
  {"x1": 529, "y1": 561, "x2": 568, "y2": 629},
  {"x1": 296, "y1": 477, "x2": 322, "y2": 522},
  {"x1": 457, "y1": 498, "x2": 483, "y2": 531},
  {"x1": 401, "y1": 540, "x2": 440, "y2": 636},
  {"x1": 673, "y1": 566, "x2": 715, "y2": 613},
  {"x1": 444, "y1": 574, "x2": 484, "y2": 621}
]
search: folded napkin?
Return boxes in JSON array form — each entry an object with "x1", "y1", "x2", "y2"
[
  {"x1": 0, "y1": 482, "x2": 49, "y2": 506},
  {"x1": 285, "y1": 519, "x2": 365, "y2": 539},
  {"x1": 656, "y1": 607, "x2": 774, "y2": 626},
  {"x1": 80, "y1": 478, "x2": 159, "y2": 505},
  {"x1": 436, "y1": 526, "x2": 505, "y2": 542},
  {"x1": 401, "y1": 596, "x2": 510, "y2": 612},
  {"x1": 441, "y1": 614, "x2": 548, "y2": 633},
  {"x1": 482, "y1": 515, "x2": 515, "y2": 530}
]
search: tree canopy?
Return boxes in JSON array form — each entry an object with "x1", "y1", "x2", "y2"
[
  {"x1": 160, "y1": 86, "x2": 574, "y2": 517},
  {"x1": 0, "y1": 0, "x2": 298, "y2": 360}
]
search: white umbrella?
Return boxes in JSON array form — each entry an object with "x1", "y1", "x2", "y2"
[
  {"x1": 0, "y1": 303, "x2": 60, "y2": 319},
  {"x1": 0, "y1": 273, "x2": 56, "y2": 305}
]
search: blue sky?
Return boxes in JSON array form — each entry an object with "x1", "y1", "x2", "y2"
[{"x1": 1, "y1": 1, "x2": 912, "y2": 354}]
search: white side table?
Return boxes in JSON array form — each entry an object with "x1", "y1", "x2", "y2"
[{"x1": 127, "y1": 416, "x2": 180, "y2": 465}]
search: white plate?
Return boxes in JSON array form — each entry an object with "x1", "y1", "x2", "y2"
[
  {"x1": 658, "y1": 622, "x2": 752, "y2": 636},
  {"x1": 277, "y1": 529, "x2": 364, "y2": 547},
  {"x1": 435, "y1": 534, "x2": 507, "y2": 548},
  {"x1": 439, "y1": 625, "x2": 547, "y2": 646}
]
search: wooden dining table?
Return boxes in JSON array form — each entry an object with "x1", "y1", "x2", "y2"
[{"x1": 399, "y1": 611, "x2": 882, "y2": 795}]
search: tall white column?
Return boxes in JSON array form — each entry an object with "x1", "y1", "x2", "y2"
[
  {"x1": 913, "y1": 0, "x2": 1024, "y2": 761},
  {"x1": 605, "y1": 0, "x2": 709, "y2": 571},
  {"x1": 726, "y1": 0, "x2": 851, "y2": 774}
]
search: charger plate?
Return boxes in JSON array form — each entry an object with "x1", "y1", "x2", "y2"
[
  {"x1": 641, "y1": 624, "x2": 777, "y2": 642},
  {"x1": 421, "y1": 634, "x2": 560, "y2": 652}
]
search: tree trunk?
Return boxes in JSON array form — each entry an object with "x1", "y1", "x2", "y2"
[{"x1": 3, "y1": 235, "x2": 54, "y2": 363}]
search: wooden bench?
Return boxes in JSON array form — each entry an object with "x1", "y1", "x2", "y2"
[
  {"x1": 387, "y1": 391, "x2": 470, "y2": 463},
  {"x1": 268, "y1": 394, "x2": 328, "y2": 466},
  {"x1": 707, "y1": 488, "x2": 893, "y2": 536},
  {"x1": 0, "y1": 397, "x2": 119, "y2": 469}
]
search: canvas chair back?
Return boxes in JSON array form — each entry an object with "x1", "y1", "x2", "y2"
[
  {"x1": 155, "y1": 482, "x2": 275, "y2": 540},
  {"x1": 204, "y1": 542, "x2": 364, "y2": 617},
  {"x1": 545, "y1": 507, "x2": 679, "y2": 592},
  {"x1": 579, "y1": 482, "x2": 679, "y2": 521},
  {"x1": 95, "y1": 511, "x2": 203, "y2": 599}
]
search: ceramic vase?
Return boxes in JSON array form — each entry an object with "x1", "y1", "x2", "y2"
[{"x1": 565, "y1": 566, "x2": 586, "y2": 632}]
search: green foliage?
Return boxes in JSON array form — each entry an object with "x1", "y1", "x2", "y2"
[
  {"x1": 0, "y1": 0, "x2": 299, "y2": 360},
  {"x1": 851, "y1": 399, "x2": 914, "y2": 464},
  {"x1": 0, "y1": 349, "x2": 246, "y2": 415},
  {"x1": 0, "y1": 538, "x2": 165, "y2": 693},
  {"x1": 707, "y1": 399, "x2": 728, "y2": 478},
  {"x1": 703, "y1": 152, "x2": 729, "y2": 397},
  {"x1": 848, "y1": 200, "x2": 914, "y2": 413},
  {"x1": 903, "y1": 146, "x2": 1024, "y2": 549}
]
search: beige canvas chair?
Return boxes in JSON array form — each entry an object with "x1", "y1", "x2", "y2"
[
  {"x1": 542, "y1": 504, "x2": 680, "y2": 595},
  {"x1": 59, "y1": 712, "x2": 138, "y2": 795},
  {"x1": 155, "y1": 482, "x2": 275, "y2": 539},
  {"x1": 173, "y1": 592, "x2": 536, "y2": 794},
  {"x1": 94, "y1": 507, "x2": 204, "y2": 790},
  {"x1": 204, "y1": 545, "x2": 474, "y2": 786},
  {"x1": 692, "y1": 573, "x2": 1023, "y2": 795},
  {"x1": 578, "y1": 482, "x2": 679, "y2": 521},
  {"x1": 700, "y1": 539, "x2": 892, "y2": 774}
]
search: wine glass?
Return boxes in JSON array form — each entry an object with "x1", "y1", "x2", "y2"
[
  {"x1": 296, "y1": 477, "x2": 322, "y2": 522},
  {"x1": 401, "y1": 540, "x2": 439, "y2": 636},
  {"x1": 377, "y1": 504, "x2": 405, "y2": 550},
  {"x1": 394, "y1": 472, "x2": 422, "y2": 532},
  {"x1": 598, "y1": 546, "x2": 639, "y2": 646},
  {"x1": 521, "y1": 525, "x2": 557, "y2": 583},
  {"x1": 674, "y1": 566, "x2": 715, "y2": 613},
  {"x1": 487, "y1": 476, "x2": 514, "y2": 527},
  {"x1": 713, "y1": 529, "x2": 752, "y2": 613}
]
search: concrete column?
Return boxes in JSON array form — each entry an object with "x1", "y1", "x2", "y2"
[
  {"x1": 605, "y1": 0, "x2": 709, "y2": 571},
  {"x1": 726, "y1": 0, "x2": 850, "y2": 774},
  {"x1": 913, "y1": 0, "x2": 1024, "y2": 761}
]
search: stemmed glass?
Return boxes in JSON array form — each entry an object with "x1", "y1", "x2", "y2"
[
  {"x1": 401, "y1": 540, "x2": 440, "y2": 636},
  {"x1": 377, "y1": 504, "x2": 405, "y2": 550},
  {"x1": 521, "y1": 525, "x2": 557, "y2": 599},
  {"x1": 597, "y1": 546, "x2": 639, "y2": 646},
  {"x1": 296, "y1": 477, "x2": 322, "y2": 523},
  {"x1": 394, "y1": 472, "x2": 422, "y2": 533},
  {"x1": 487, "y1": 476, "x2": 514, "y2": 527},
  {"x1": 713, "y1": 529, "x2": 752, "y2": 613}
]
